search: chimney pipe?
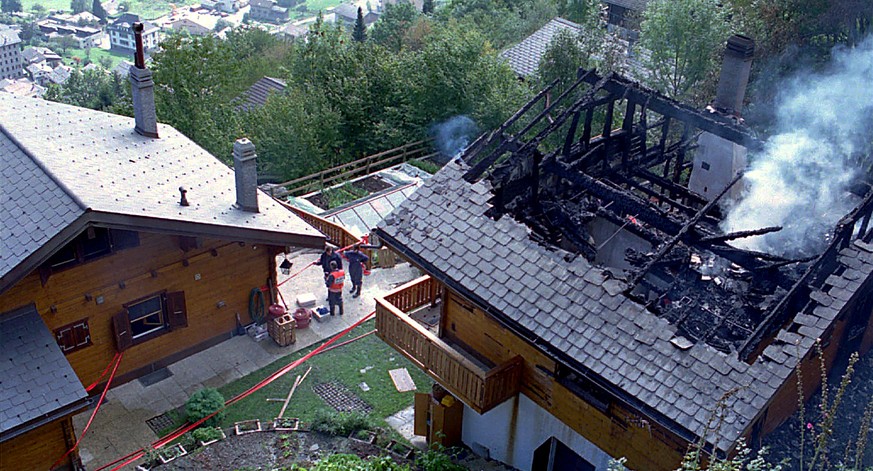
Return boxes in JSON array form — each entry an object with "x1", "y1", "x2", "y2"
[
  {"x1": 233, "y1": 138, "x2": 259, "y2": 212},
  {"x1": 129, "y1": 22, "x2": 158, "y2": 138},
  {"x1": 714, "y1": 34, "x2": 755, "y2": 116}
]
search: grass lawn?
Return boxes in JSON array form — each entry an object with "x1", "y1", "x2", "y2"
[
  {"x1": 21, "y1": 0, "x2": 199, "y2": 19},
  {"x1": 303, "y1": 0, "x2": 345, "y2": 13},
  {"x1": 60, "y1": 46, "x2": 130, "y2": 69},
  {"x1": 216, "y1": 319, "x2": 432, "y2": 431}
]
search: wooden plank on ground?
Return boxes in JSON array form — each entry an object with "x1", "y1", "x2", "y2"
[{"x1": 388, "y1": 368, "x2": 416, "y2": 392}]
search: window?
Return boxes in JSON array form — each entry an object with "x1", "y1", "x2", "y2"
[
  {"x1": 113, "y1": 291, "x2": 187, "y2": 351},
  {"x1": 55, "y1": 319, "x2": 91, "y2": 354},
  {"x1": 41, "y1": 228, "x2": 140, "y2": 274}
]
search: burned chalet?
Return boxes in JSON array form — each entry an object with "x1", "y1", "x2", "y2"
[{"x1": 373, "y1": 36, "x2": 873, "y2": 470}]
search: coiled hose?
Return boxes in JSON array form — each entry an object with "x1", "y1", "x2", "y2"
[{"x1": 249, "y1": 287, "x2": 266, "y2": 325}]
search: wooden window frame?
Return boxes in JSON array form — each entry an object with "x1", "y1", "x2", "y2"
[
  {"x1": 112, "y1": 290, "x2": 187, "y2": 352},
  {"x1": 54, "y1": 318, "x2": 92, "y2": 354},
  {"x1": 40, "y1": 228, "x2": 141, "y2": 284}
]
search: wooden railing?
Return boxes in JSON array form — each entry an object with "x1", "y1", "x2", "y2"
[
  {"x1": 269, "y1": 139, "x2": 438, "y2": 198},
  {"x1": 279, "y1": 201, "x2": 372, "y2": 268},
  {"x1": 376, "y1": 276, "x2": 523, "y2": 414}
]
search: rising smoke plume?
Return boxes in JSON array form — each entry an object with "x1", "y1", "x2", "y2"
[
  {"x1": 431, "y1": 115, "x2": 478, "y2": 163},
  {"x1": 722, "y1": 37, "x2": 873, "y2": 258}
]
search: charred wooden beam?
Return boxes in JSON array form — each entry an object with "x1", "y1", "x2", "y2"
[
  {"x1": 759, "y1": 254, "x2": 818, "y2": 270},
  {"x1": 634, "y1": 168, "x2": 708, "y2": 207},
  {"x1": 628, "y1": 172, "x2": 744, "y2": 289},
  {"x1": 541, "y1": 158, "x2": 684, "y2": 234},
  {"x1": 698, "y1": 226, "x2": 783, "y2": 244},
  {"x1": 463, "y1": 79, "x2": 559, "y2": 167},
  {"x1": 564, "y1": 110, "x2": 582, "y2": 158},
  {"x1": 613, "y1": 174, "x2": 697, "y2": 217},
  {"x1": 464, "y1": 72, "x2": 597, "y2": 181},
  {"x1": 578, "y1": 69, "x2": 763, "y2": 149}
]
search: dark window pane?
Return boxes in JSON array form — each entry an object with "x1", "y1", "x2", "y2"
[
  {"x1": 82, "y1": 228, "x2": 112, "y2": 260},
  {"x1": 128, "y1": 296, "x2": 165, "y2": 338}
]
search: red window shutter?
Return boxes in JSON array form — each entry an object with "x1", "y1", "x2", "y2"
[
  {"x1": 166, "y1": 291, "x2": 188, "y2": 330},
  {"x1": 112, "y1": 311, "x2": 133, "y2": 352}
]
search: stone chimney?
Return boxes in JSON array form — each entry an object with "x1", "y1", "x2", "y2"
[
  {"x1": 688, "y1": 35, "x2": 756, "y2": 202},
  {"x1": 129, "y1": 22, "x2": 158, "y2": 138},
  {"x1": 714, "y1": 35, "x2": 755, "y2": 115},
  {"x1": 233, "y1": 138, "x2": 259, "y2": 212}
]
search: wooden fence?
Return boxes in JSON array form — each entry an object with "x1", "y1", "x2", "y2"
[{"x1": 268, "y1": 139, "x2": 438, "y2": 198}]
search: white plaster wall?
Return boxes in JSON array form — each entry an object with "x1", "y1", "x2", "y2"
[{"x1": 461, "y1": 394, "x2": 615, "y2": 471}]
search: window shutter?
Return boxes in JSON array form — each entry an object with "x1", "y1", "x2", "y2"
[
  {"x1": 166, "y1": 291, "x2": 188, "y2": 329},
  {"x1": 112, "y1": 311, "x2": 133, "y2": 352}
]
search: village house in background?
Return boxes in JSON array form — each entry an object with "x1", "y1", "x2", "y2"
[
  {"x1": 108, "y1": 14, "x2": 160, "y2": 52},
  {"x1": 381, "y1": 0, "x2": 423, "y2": 11},
  {"x1": 249, "y1": 0, "x2": 291, "y2": 24},
  {"x1": 373, "y1": 36, "x2": 873, "y2": 470},
  {"x1": 331, "y1": 3, "x2": 380, "y2": 29},
  {"x1": 36, "y1": 12, "x2": 103, "y2": 49},
  {"x1": 201, "y1": 0, "x2": 242, "y2": 13},
  {"x1": 0, "y1": 29, "x2": 324, "y2": 470},
  {"x1": 0, "y1": 26, "x2": 23, "y2": 81}
]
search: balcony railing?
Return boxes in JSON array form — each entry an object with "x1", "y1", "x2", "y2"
[{"x1": 376, "y1": 276, "x2": 523, "y2": 414}]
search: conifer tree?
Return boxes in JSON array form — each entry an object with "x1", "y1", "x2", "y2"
[
  {"x1": 92, "y1": 0, "x2": 107, "y2": 21},
  {"x1": 352, "y1": 7, "x2": 367, "y2": 42}
]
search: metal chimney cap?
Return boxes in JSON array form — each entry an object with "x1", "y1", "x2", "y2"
[{"x1": 132, "y1": 22, "x2": 144, "y2": 33}]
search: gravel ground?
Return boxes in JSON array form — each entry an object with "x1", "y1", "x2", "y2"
[{"x1": 761, "y1": 349, "x2": 873, "y2": 469}]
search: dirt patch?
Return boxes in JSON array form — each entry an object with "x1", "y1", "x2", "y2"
[
  {"x1": 354, "y1": 176, "x2": 392, "y2": 194},
  {"x1": 160, "y1": 430, "x2": 411, "y2": 470}
]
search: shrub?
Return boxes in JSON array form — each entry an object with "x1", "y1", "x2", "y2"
[
  {"x1": 408, "y1": 158, "x2": 441, "y2": 174},
  {"x1": 310, "y1": 409, "x2": 374, "y2": 436},
  {"x1": 185, "y1": 388, "x2": 225, "y2": 428},
  {"x1": 192, "y1": 426, "x2": 224, "y2": 443},
  {"x1": 415, "y1": 443, "x2": 466, "y2": 471}
]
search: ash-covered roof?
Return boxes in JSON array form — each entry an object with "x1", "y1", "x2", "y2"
[
  {"x1": 377, "y1": 158, "x2": 873, "y2": 451},
  {"x1": 0, "y1": 304, "x2": 89, "y2": 439},
  {"x1": 0, "y1": 94, "x2": 324, "y2": 293},
  {"x1": 500, "y1": 17, "x2": 581, "y2": 77}
]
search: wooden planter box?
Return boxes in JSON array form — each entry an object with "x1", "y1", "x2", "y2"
[
  {"x1": 273, "y1": 417, "x2": 300, "y2": 431},
  {"x1": 198, "y1": 428, "x2": 227, "y2": 447},
  {"x1": 234, "y1": 419, "x2": 262, "y2": 435},
  {"x1": 385, "y1": 439, "x2": 415, "y2": 459},
  {"x1": 349, "y1": 429, "x2": 378, "y2": 445},
  {"x1": 158, "y1": 444, "x2": 187, "y2": 464}
]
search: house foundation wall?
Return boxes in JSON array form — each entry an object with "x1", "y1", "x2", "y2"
[{"x1": 462, "y1": 394, "x2": 613, "y2": 471}]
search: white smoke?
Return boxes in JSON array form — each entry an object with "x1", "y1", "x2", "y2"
[
  {"x1": 431, "y1": 115, "x2": 478, "y2": 162},
  {"x1": 722, "y1": 37, "x2": 873, "y2": 258}
]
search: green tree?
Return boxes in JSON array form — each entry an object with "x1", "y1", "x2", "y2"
[
  {"x1": 98, "y1": 55, "x2": 112, "y2": 69},
  {"x1": 639, "y1": 0, "x2": 732, "y2": 101},
  {"x1": 352, "y1": 6, "x2": 367, "y2": 42},
  {"x1": 91, "y1": 0, "x2": 107, "y2": 21},
  {"x1": 44, "y1": 68, "x2": 130, "y2": 112},
  {"x1": 214, "y1": 18, "x2": 232, "y2": 32},
  {"x1": 1, "y1": 0, "x2": 22, "y2": 13},
  {"x1": 31, "y1": 3, "x2": 45, "y2": 15},
  {"x1": 422, "y1": 0, "x2": 434, "y2": 14},
  {"x1": 55, "y1": 35, "x2": 78, "y2": 54},
  {"x1": 370, "y1": 1, "x2": 417, "y2": 51},
  {"x1": 70, "y1": 0, "x2": 89, "y2": 14}
]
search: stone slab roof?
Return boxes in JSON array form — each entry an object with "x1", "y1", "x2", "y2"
[
  {"x1": 376, "y1": 159, "x2": 870, "y2": 451},
  {"x1": 239, "y1": 76, "x2": 287, "y2": 111},
  {"x1": 0, "y1": 26, "x2": 21, "y2": 47},
  {"x1": 0, "y1": 94, "x2": 324, "y2": 293},
  {"x1": 500, "y1": 17, "x2": 581, "y2": 77},
  {"x1": 0, "y1": 304, "x2": 88, "y2": 438}
]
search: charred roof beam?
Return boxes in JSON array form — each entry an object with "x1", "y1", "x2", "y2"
[
  {"x1": 578, "y1": 69, "x2": 762, "y2": 150},
  {"x1": 627, "y1": 172, "x2": 744, "y2": 289}
]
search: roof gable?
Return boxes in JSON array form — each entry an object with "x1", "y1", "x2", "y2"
[
  {"x1": 500, "y1": 17, "x2": 581, "y2": 77},
  {"x1": 0, "y1": 94, "x2": 324, "y2": 293}
]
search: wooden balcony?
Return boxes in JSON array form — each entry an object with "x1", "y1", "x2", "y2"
[{"x1": 376, "y1": 275, "x2": 523, "y2": 414}]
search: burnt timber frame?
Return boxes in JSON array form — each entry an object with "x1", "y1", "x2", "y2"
[{"x1": 460, "y1": 68, "x2": 873, "y2": 360}]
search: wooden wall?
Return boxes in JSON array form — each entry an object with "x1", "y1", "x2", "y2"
[
  {"x1": 0, "y1": 417, "x2": 74, "y2": 471},
  {"x1": 441, "y1": 292, "x2": 687, "y2": 471},
  {"x1": 0, "y1": 231, "x2": 278, "y2": 388}
]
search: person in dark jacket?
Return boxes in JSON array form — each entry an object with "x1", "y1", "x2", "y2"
[
  {"x1": 315, "y1": 246, "x2": 343, "y2": 279},
  {"x1": 341, "y1": 244, "x2": 369, "y2": 298},
  {"x1": 325, "y1": 261, "x2": 345, "y2": 316}
]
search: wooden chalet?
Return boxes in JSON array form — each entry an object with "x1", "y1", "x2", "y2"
[
  {"x1": 372, "y1": 64, "x2": 873, "y2": 469},
  {"x1": 0, "y1": 91, "x2": 323, "y2": 470}
]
